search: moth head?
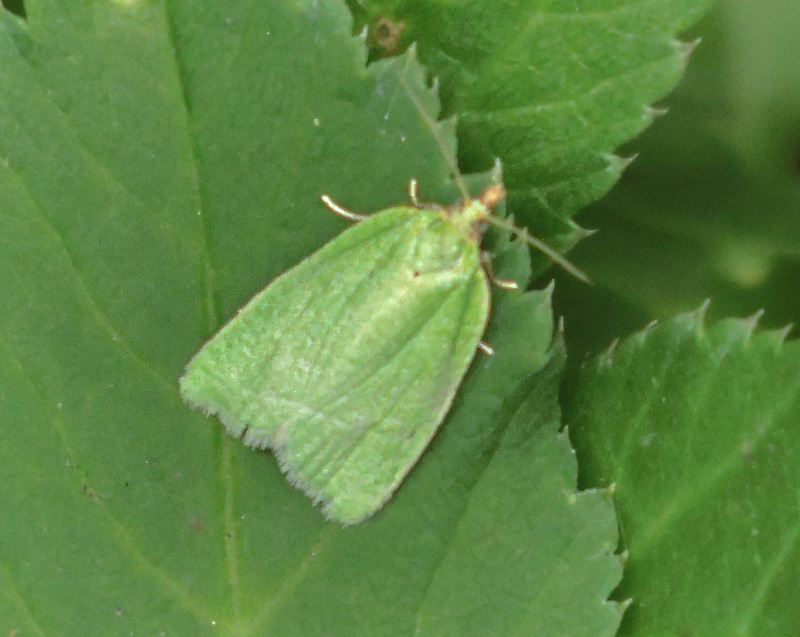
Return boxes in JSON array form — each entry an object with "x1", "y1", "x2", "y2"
[{"x1": 448, "y1": 184, "x2": 507, "y2": 243}]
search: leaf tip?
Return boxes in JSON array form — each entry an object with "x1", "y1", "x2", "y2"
[
  {"x1": 776, "y1": 323, "x2": 794, "y2": 343},
  {"x1": 555, "y1": 313, "x2": 566, "y2": 340},
  {"x1": 681, "y1": 299, "x2": 711, "y2": 337},
  {"x1": 760, "y1": 322, "x2": 793, "y2": 353},
  {"x1": 597, "y1": 338, "x2": 620, "y2": 370},
  {"x1": 673, "y1": 36, "x2": 702, "y2": 62},
  {"x1": 742, "y1": 309, "x2": 766, "y2": 343},
  {"x1": 643, "y1": 104, "x2": 670, "y2": 123},
  {"x1": 619, "y1": 153, "x2": 639, "y2": 170},
  {"x1": 634, "y1": 319, "x2": 660, "y2": 344},
  {"x1": 602, "y1": 152, "x2": 635, "y2": 178}
]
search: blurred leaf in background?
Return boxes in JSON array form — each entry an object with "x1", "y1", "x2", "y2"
[{"x1": 551, "y1": 0, "x2": 800, "y2": 356}]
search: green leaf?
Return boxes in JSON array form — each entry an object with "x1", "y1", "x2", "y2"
[
  {"x1": 351, "y1": 0, "x2": 713, "y2": 262},
  {"x1": 0, "y1": 0, "x2": 621, "y2": 633},
  {"x1": 414, "y1": 341, "x2": 623, "y2": 637},
  {"x1": 567, "y1": 307, "x2": 800, "y2": 634}
]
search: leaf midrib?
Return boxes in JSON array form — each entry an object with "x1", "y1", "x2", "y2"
[{"x1": 160, "y1": 0, "x2": 243, "y2": 627}]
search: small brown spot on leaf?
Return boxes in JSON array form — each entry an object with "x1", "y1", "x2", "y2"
[{"x1": 368, "y1": 16, "x2": 405, "y2": 57}]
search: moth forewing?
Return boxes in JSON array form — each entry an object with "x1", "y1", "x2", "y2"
[{"x1": 265, "y1": 208, "x2": 489, "y2": 524}]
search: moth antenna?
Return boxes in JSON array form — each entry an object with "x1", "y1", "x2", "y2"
[
  {"x1": 486, "y1": 216, "x2": 590, "y2": 283},
  {"x1": 320, "y1": 194, "x2": 369, "y2": 222},
  {"x1": 406, "y1": 180, "x2": 444, "y2": 211},
  {"x1": 408, "y1": 179, "x2": 423, "y2": 208},
  {"x1": 478, "y1": 341, "x2": 494, "y2": 355}
]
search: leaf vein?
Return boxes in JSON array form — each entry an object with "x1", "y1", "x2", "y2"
[{"x1": 160, "y1": 1, "x2": 241, "y2": 622}]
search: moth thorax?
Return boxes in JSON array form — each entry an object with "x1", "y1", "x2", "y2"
[
  {"x1": 408, "y1": 219, "x2": 473, "y2": 276},
  {"x1": 448, "y1": 199, "x2": 491, "y2": 243}
]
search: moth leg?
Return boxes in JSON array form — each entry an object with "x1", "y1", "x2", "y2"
[
  {"x1": 480, "y1": 251, "x2": 518, "y2": 290},
  {"x1": 478, "y1": 341, "x2": 495, "y2": 355},
  {"x1": 320, "y1": 194, "x2": 369, "y2": 222}
]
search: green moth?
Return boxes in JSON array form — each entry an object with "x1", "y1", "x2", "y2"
[{"x1": 180, "y1": 177, "x2": 580, "y2": 525}]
